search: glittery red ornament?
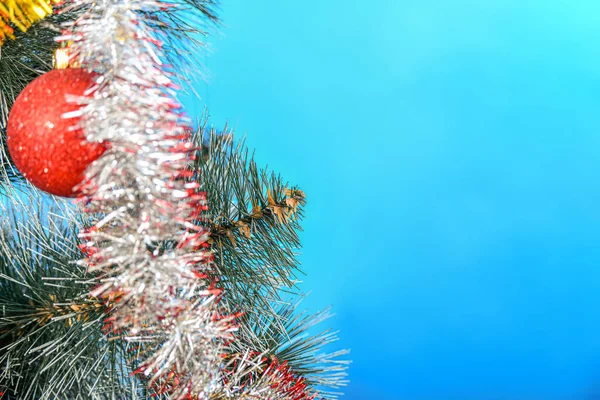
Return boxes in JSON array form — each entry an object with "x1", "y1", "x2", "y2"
[{"x1": 7, "y1": 68, "x2": 106, "y2": 197}]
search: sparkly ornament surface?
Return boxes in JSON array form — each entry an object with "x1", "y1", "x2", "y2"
[{"x1": 7, "y1": 69, "x2": 107, "y2": 197}]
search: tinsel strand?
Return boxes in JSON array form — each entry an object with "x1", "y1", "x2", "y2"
[
  {"x1": 57, "y1": 0, "x2": 236, "y2": 397},
  {"x1": 219, "y1": 351, "x2": 319, "y2": 400}
]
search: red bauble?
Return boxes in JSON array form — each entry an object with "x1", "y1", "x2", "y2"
[{"x1": 7, "y1": 69, "x2": 106, "y2": 198}]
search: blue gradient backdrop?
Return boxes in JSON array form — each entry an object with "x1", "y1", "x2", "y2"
[{"x1": 182, "y1": 1, "x2": 600, "y2": 399}]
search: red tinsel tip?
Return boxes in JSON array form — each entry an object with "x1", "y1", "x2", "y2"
[
  {"x1": 169, "y1": 142, "x2": 195, "y2": 153},
  {"x1": 78, "y1": 242, "x2": 98, "y2": 257},
  {"x1": 266, "y1": 359, "x2": 316, "y2": 400},
  {"x1": 169, "y1": 133, "x2": 191, "y2": 141},
  {"x1": 159, "y1": 3, "x2": 177, "y2": 10},
  {"x1": 172, "y1": 170, "x2": 194, "y2": 179},
  {"x1": 144, "y1": 36, "x2": 163, "y2": 48},
  {"x1": 222, "y1": 355, "x2": 316, "y2": 400},
  {"x1": 176, "y1": 230, "x2": 210, "y2": 250},
  {"x1": 192, "y1": 271, "x2": 208, "y2": 279},
  {"x1": 139, "y1": 365, "x2": 197, "y2": 399}
]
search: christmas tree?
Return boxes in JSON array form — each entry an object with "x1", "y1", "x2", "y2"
[{"x1": 0, "y1": 0, "x2": 349, "y2": 398}]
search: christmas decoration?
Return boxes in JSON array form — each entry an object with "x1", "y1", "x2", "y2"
[
  {"x1": 0, "y1": 0, "x2": 348, "y2": 398},
  {"x1": 0, "y1": 0, "x2": 58, "y2": 47},
  {"x1": 60, "y1": 0, "x2": 235, "y2": 396},
  {"x1": 53, "y1": 47, "x2": 72, "y2": 69},
  {"x1": 6, "y1": 68, "x2": 107, "y2": 197},
  {"x1": 0, "y1": 3, "x2": 73, "y2": 133}
]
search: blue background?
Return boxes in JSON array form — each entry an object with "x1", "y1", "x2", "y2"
[{"x1": 183, "y1": 1, "x2": 600, "y2": 399}]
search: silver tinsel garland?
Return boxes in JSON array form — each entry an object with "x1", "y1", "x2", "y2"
[{"x1": 57, "y1": 0, "x2": 236, "y2": 397}]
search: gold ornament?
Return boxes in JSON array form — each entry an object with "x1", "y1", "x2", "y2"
[
  {"x1": 0, "y1": 0, "x2": 58, "y2": 47},
  {"x1": 53, "y1": 46, "x2": 70, "y2": 69}
]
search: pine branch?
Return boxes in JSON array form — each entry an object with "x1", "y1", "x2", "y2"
[
  {"x1": 0, "y1": 116, "x2": 349, "y2": 398},
  {"x1": 194, "y1": 125, "x2": 349, "y2": 398},
  {"x1": 193, "y1": 124, "x2": 308, "y2": 326},
  {"x1": 0, "y1": 11, "x2": 72, "y2": 186},
  {"x1": 0, "y1": 13, "x2": 71, "y2": 128},
  {"x1": 223, "y1": 301, "x2": 349, "y2": 399},
  {"x1": 0, "y1": 0, "x2": 220, "y2": 185},
  {"x1": 210, "y1": 188, "x2": 306, "y2": 248},
  {"x1": 0, "y1": 191, "x2": 152, "y2": 399}
]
